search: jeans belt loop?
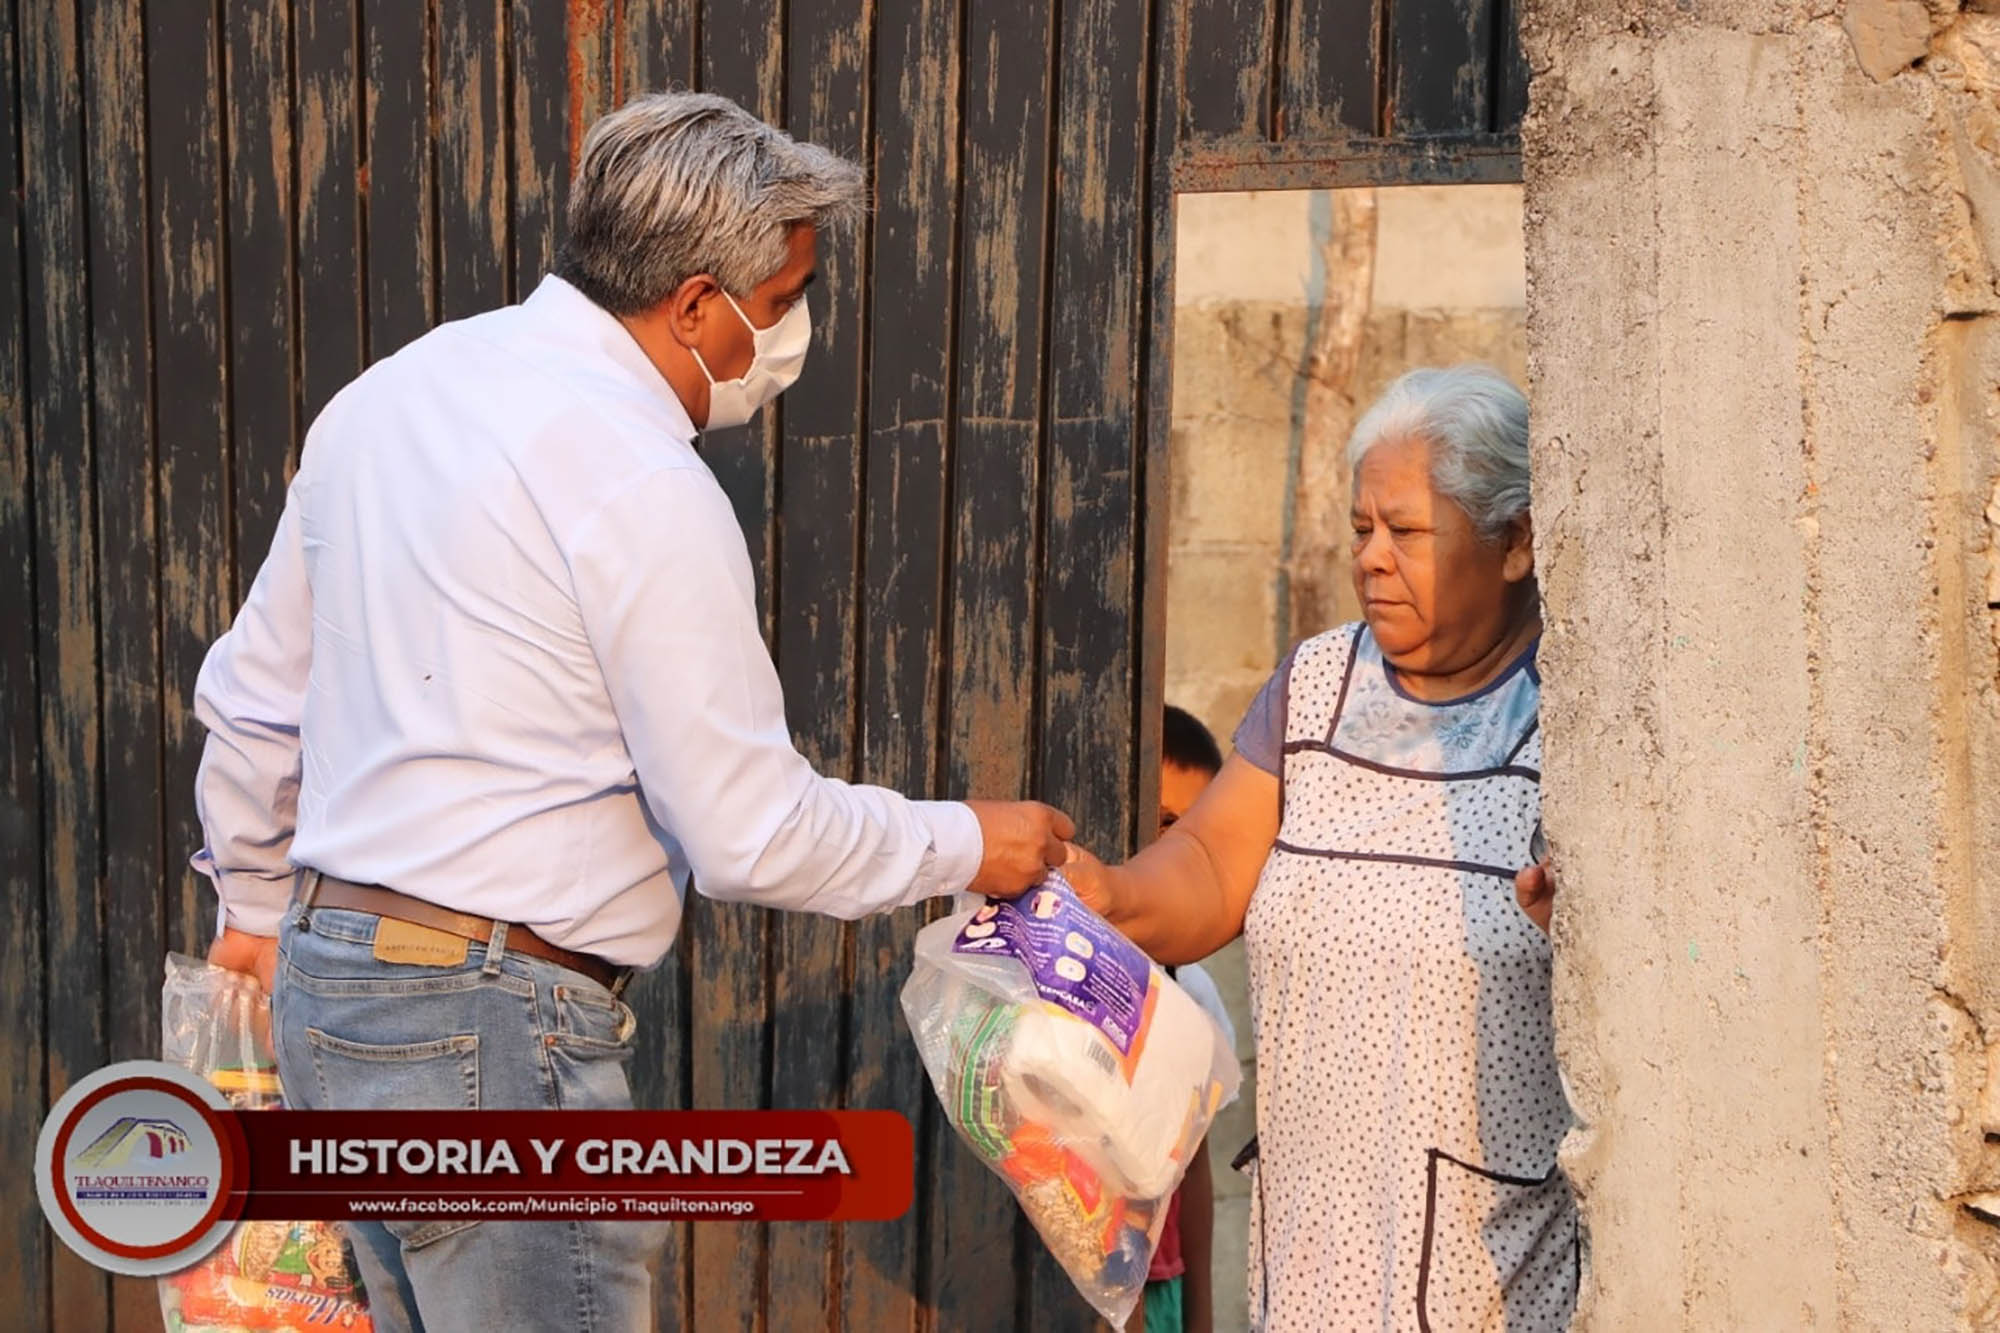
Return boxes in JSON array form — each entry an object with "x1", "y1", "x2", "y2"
[
  {"x1": 483, "y1": 919, "x2": 510, "y2": 976},
  {"x1": 290, "y1": 867, "x2": 323, "y2": 930}
]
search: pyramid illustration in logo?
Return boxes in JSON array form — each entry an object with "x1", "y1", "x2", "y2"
[{"x1": 72, "y1": 1117, "x2": 193, "y2": 1168}]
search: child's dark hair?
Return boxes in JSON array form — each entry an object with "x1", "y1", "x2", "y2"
[{"x1": 1163, "y1": 704, "x2": 1224, "y2": 776}]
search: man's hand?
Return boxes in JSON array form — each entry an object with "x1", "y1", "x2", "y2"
[
  {"x1": 1515, "y1": 859, "x2": 1555, "y2": 936},
  {"x1": 965, "y1": 800, "x2": 1076, "y2": 899},
  {"x1": 208, "y1": 927, "x2": 280, "y2": 994}
]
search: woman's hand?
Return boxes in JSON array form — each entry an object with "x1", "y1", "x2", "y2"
[
  {"x1": 1515, "y1": 859, "x2": 1554, "y2": 935},
  {"x1": 1057, "y1": 842, "x2": 1115, "y2": 918}
]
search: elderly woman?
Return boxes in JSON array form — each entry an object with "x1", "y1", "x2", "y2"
[{"x1": 1069, "y1": 365, "x2": 1574, "y2": 1331}]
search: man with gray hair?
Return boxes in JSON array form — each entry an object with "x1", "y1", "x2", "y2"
[{"x1": 193, "y1": 91, "x2": 1074, "y2": 1329}]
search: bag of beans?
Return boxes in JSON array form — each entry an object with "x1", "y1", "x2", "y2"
[
  {"x1": 157, "y1": 955, "x2": 372, "y2": 1332},
  {"x1": 901, "y1": 873, "x2": 1238, "y2": 1325}
]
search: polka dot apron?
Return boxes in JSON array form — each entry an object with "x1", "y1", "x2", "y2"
[{"x1": 1243, "y1": 624, "x2": 1578, "y2": 1332}]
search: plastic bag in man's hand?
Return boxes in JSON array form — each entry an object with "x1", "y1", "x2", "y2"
[
  {"x1": 157, "y1": 954, "x2": 372, "y2": 1332},
  {"x1": 901, "y1": 873, "x2": 1239, "y2": 1325}
]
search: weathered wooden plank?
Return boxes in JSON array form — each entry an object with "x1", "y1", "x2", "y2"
[
  {"x1": 364, "y1": 0, "x2": 436, "y2": 358},
  {"x1": 948, "y1": 0, "x2": 1054, "y2": 865},
  {"x1": 23, "y1": 0, "x2": 108, "y2": 1325},
  {"x1": 1391, "y1": 0, "x2": 1492, "y2": 136},
  {"x1": 568, "y1": 0, "x2": 615, "y2": 158},
  {"x1": 81, "y1": 6, "x2": 172, "y2": 1320},
  {"x1": 619, "y1": 0, "x2": 697, "y2": 99},
  {"x1": 1042, "y1": 0, "x2": 1147, "y2": 975},
  {"x1": 698, "y1": 0, "x2": 782, "y2": 646},
  {"x1": 437, "y1": 0, "x2": 509, "y2": 321},
  {"x1": 858, "y1": 0, "x2": 958, "y2": 794},
  {"x1": 1138, "y1": 0, "x2": 1181, "y2": 955},
  {"x1": 1171, "y1": 131, "x2": 1521, "y2": 193},
  {"x1": 684, "y1": 892, "x2": 771, "y2": 1333},
  {"x1": 1496, "y1": 0, "x2": 1529, "y2": 133},
  {"x1": 296, "y1": 0, "x2": 365, "y2": 425},
  {"x1": 225, "y1": 0, "x2": 298, "y2": 593},
  {"x1": 687, "y1": 12, "x2": 785, "y2": 1326},
  {"x1": 150, "y1": 0, "x2": 234, "y2": 988},
  {"x1": 1179, "y1": 0, "x2": 1274, "y2": 140},
  {"x1": 1036, "y1": 0, "x2": 1152, "y2": 1321},
  {"x1": 509, "y1": 0, "x2": 567, "y2": 298},
  {"x1": 626, "y1": 931, "x2": 693, "y2": 1333},
  {"x1": 766, "y1": 4, "x2": 871, "y2": 1329},
  {"x1": 857, "y1": 0, "x2": 982, "y2": 1327},
  {"x1": 591, "y1": 15, "x2": 703, "y2": 1328},
  {"x1": 84, "y1": 0, "x2": 162, "y2": 1091},
  {"x1": 922, "y1": 0, "x2": 1066, "y2": 1327},
  {"x1": 614, "y1": 44, "x2": 701, "y2": 1333},
  {"x1": 215, "y1": 54, "x2": 299, "y2": 1328},
  {"x1": 618, "y1": 6, "x2": 698, "y2": 1278},
  {"x1": 0, "y1": 0, "x2": 49, "y2": 1321},
  {"x1": 1280, "y1": 0, "x2": 1380, "y2": 136}
]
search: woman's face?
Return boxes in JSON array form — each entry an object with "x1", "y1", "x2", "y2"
[{"x1": 1349, "y1": 434, "x2": 1533, "y2": 674}]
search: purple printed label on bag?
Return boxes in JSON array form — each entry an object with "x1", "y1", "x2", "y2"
[{"x1": 951, "y1": 874, "x2": 1155, "y2": 1054}]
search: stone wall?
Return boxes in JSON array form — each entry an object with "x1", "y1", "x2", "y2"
[{"x1": 1522, "y1": 1, "x2": 2000, "y2": 1325}]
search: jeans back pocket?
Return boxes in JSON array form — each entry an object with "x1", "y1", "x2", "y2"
[
  {"x1": 304, "y1": 1029, "x2": 482, "y2": 1249},
  {"x1": 306, "y1": 1029, "x2": 481, "y2": 1112}
]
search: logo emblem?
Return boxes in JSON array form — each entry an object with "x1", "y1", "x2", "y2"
[
  {"x1": 35, "y1": 1062, "x2": 248, "y2": 1274},
  {"x1": 72, "y1": 1117, "x2": 195, "y2": 1169}
]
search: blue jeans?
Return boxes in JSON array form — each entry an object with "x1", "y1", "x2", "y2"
[{"x1": 273, "y1": 903, "x2": 668, "y2": 1333}]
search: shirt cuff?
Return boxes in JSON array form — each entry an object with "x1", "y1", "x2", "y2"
[
  {"x1": 193, "y1": 851, "x2": 292, "y2": 939},
  {"x1": 907, "y1": 800, "x2": 983, "y2": 905}
]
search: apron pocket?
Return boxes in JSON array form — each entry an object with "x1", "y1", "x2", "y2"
[{"x1": 1417, "y1": 1148, "x2": 1576, "y2": 1333}]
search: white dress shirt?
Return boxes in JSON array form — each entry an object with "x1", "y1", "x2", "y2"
[{"x1": 193, "y1": 275, "x2": 983, "y2": 967}]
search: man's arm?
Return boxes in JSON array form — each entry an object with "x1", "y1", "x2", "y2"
[
  {"x1": 570, "y1": 468, "x2": 1067, "y2": 913},
  {"x1": 193, "y1": 474, "x2": 315, "y2": 984}
]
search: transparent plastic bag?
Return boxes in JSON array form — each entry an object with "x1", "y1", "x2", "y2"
[
  {"x1": 901, "y1": 874, "x2": 1240, "y2": 1325},
  {"x1": 158, "y1": 954, "x2": 373, "y2": 1332}
]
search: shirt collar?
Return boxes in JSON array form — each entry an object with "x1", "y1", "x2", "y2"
[{"x1": 524, "y1": 274, "x2": 700, "y2": 441}]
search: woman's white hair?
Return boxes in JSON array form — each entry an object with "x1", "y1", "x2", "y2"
[
  {"x1": 1346, "y1": 364, "x2": 1531, "y2": 542},
  {"x1": 554, "y1": 91, "x2": 865, "y2": 315}
]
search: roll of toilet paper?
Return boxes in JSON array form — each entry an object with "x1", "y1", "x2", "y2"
[{"x1": 1001, "y1": 974, "x2": 1221, "y2": 1198}]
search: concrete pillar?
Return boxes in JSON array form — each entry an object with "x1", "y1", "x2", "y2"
[{"x1": 1523, "y1": 2, "x2": 2000, "y2": 1326}]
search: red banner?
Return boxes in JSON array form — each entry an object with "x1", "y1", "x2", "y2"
[{"x1": 226, "y1": 1110, "x2": 912, "y2": 1223}]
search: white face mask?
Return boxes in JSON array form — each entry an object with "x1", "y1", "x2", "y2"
[{"x1": 690, "y1": 289, "x2": 811, "y2": 429}]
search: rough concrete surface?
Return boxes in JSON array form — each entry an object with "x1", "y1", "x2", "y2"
[
  {"x1": 1845, "y1": 0, "x2": 1932, "y2": 81},
  {"x1": 1524, "y1": 1, "x2": 2000, "y2": 1325}
]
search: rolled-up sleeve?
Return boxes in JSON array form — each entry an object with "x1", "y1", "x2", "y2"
[
  {"x1": 1230, "y1": 647, "x2": 1296, "y2": 776},
  {"x1": 191, "y1": 477, "x2": 315, "y2": 937},
  {"x1": 568, "y1": 466, "x2": 983, "y2": 916}
]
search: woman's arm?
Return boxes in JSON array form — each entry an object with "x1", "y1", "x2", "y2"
[{"x1": 1064, "y1": 754, "x2": 1280, "y2": 965}]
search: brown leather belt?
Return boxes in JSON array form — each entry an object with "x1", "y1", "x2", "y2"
[{"x1": 302, "y1": 874, "x2": 632, "y2": 996}]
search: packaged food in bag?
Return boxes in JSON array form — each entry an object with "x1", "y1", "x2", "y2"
[
  {"x1": 157, "y1": 954, "x2": 372, "y2": 1332},
  {"x1": 901, "y1": 873, "x2": 1240, "y2": 1325}
]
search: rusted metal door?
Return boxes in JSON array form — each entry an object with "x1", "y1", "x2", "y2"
[{"x1": 0, "y1": 1, "x2": 1522, "y2": 1328}]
